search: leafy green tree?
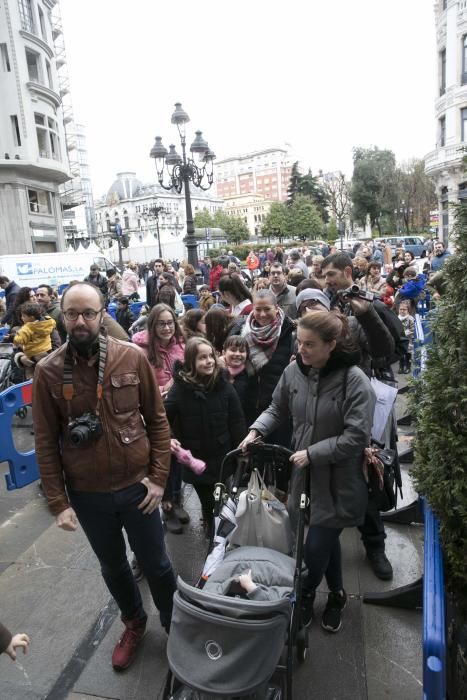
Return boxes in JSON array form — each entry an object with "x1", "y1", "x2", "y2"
[
  {"x1": 289, "y1": 194, "x2": 323, "y2": 241},
  {"x1": 262, "y1": 201, "x2": 291, "y2": 242},
  {"x1": 287, "y1": 162, "x2": 329, "y2": 222},
  {"x1": 194, "y1": 208, "x2": 214, "y2": 228},
  {"x1": 287, "y1": 162, "x2": 302, "y2": 207},
  {"x1": 351, "y1": 147, "x2": 398, "y2": 234},
  {"x1": 213, "y1": 210, "x2": 249, "y2": 245},
  {"x1": 299, "y1": 169, "x2": 329, "y2": 222},
  {"x1": 327, "y1": 218, "x2": 338, "y2": 240}
]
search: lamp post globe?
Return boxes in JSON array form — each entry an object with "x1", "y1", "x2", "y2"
[{"x1": 149, "y1": 103, "x2": 215, "y2": 273}]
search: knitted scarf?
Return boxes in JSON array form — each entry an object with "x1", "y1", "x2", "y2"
[{"x1": 242, "y1": 307, "x2": 284, "y2": 373}]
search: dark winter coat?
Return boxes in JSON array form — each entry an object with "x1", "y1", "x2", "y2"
[
  {"x1": 229, "y1": 315, "x2": 296, "y2": 424},
  {"x1": 84, "y1": 273, "x2": 108, "y2": 299},
  {"x1": 1, "y1": 280, "x2": 21, "y2": 325},
  {"x1": 252, "y1": 351, "x2": 375, "y2": 529},
  {"x1": 116, "y1": 308, "x2": 135, "y2": 334},
  {"x1": 182, "y1": 275, "x2": 198, "y2": 296},
  {"x1": 164, "y1": 364, "x2": 246, "y2": 484}
]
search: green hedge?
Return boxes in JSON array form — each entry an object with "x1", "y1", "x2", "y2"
[{"x1": 410, "y1": 202, "x2": 467, "y2": 615}]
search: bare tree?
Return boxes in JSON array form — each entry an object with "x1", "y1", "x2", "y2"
[{"x1": 323, "y1": 172, "x2": 351, "y2": 228}]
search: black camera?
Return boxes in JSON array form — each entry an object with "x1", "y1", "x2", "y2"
[
  {"x1": 336, "y1": 284, "x2": 379, "y2": 303},
  {"x1": 67, "y1": 412, "x2": 103, "y2": 448}
]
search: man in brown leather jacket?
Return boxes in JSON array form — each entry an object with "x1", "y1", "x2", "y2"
[{"x1": 32, "y1": 282, "x2": 176, "y2": 671}]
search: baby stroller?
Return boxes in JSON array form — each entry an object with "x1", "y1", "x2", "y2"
[
  {"x1": 0, "y1": 344, "x2": 28, "y2": 419},
  {"x1": 165, "y1": 443, "x2": 308, "y2": 700}
]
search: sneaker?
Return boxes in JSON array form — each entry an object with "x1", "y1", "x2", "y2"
[
  {"x1": 162, "y1": 508, "x2": 183, "y2": 534},
  {"x1": 321, "y1": 590, "x2": 347, "y2": 633},
  {"x1": 366, "y1": 551, "x2": 393, "y2": 580},
  {"x1": 112, "y1": 619, "x2": 146, "y2": 670},
  {"x1": 130, "y1": 555, "x2": 144, "y2": 582},
  {"x1": 172, "y1": 502, "x2": 190, "y2": 524},
  {"x1": 300, "y1": 591, "x2": 315, "y2": 628}
]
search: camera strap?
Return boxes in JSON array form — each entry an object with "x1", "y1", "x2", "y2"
[{"x1": 62, "y1": 333, "x2": 108, "y2": 417}]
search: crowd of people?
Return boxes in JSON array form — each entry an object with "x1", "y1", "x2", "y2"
[{"x1": 0, "y1": 234, "x2": 451, "y2": 673}]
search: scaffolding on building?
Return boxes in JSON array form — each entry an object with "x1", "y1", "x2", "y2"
[{"x1": 51, "y1": 3, "x2": 96, "y2": 238}]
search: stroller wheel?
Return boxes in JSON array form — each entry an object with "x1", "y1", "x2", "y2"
[
  {"x1": 296, "y1": 627, "x2": 308, "y2": 663},
  {"x1": 16, "y1": 407, "x2": 27, "y2": 419}
]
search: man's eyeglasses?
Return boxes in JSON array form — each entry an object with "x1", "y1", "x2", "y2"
[
  {"x1": 270, "y1": 271, "x2": 283, "y2": 276},
  {"x1": 63, "y1": 308, "x2": 103, "y2": 321},
  {"x1": 156, "y1": 320, "x2": 174, "y2": 328}
]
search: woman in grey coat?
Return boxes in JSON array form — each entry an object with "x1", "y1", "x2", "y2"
[{"x1": 240, "y1": 311, "x2": 375, "y2": 633}]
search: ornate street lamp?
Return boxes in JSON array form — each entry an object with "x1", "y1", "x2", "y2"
[
  {"x1": 149, "y1": 102, "x2": 216, "y2": 270},
  {"x1": 141, "y1": 201, "x2": 166, "y2": 258}
]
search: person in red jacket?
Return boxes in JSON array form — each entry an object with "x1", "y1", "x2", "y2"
[
  {"x1": 246, "y1": 250, "x2": 260, "y2": 271},
  {"x1": 209, "y1": 255, "x2": 229, "y2": 291}
]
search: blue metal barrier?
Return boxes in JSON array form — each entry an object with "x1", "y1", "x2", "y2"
[
  {"x1": 107, "y1": 302, "x2": 117, "y2": 320},
  {"x1": 423, "y1": 500, "x2": 446, "y2": 700},
  {"x1": 181, "y1": 294, "x2": 199, "y2": 310},
  {"x1": 0, "y1": 326, "x2": 10, "y2": 341},
  {"x1": 0, "y1": 380, "x2": 38, "y2": 490},
  {"x1": 130, "y1": 301, "x2": 144, "y2": 317}
]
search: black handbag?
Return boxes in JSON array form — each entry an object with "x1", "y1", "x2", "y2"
[{"x1": 366, "y1": 448, "x2": 397, "y2": 512}]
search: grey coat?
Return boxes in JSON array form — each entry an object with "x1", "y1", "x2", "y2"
[{"x1": 251, "y1": 353, "x2": 375, "y2": 529}]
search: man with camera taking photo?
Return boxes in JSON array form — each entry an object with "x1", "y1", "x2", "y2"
[
  {"x1": 321, "y1": 252, "x2": 408, "y2": 582},
  {"x1": 32, "y1": 282, "x2": 176, "y2": 671}
]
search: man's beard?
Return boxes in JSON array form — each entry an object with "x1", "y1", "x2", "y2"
[{"x1": 69, "y1": 328, "x2": 100, "y2": 356}]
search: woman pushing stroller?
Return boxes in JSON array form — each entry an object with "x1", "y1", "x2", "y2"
[{"x1": 240, "y1": 310, "x2": 375, "y2": 633}]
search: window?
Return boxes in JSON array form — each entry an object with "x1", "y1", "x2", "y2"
[
  {"x1": 28, "y1": 188, "x2": 52, "y2": 214},
  {"x1": 45, "y1": 59, "x2": 52, "y2": 89},
  {"x1": 38, "y1": 5, "x2": 47, "y2": 41},
  {"x1": 440, "y1": 49, "x2": 446, "y2": 96},
  {"x1": 35, "y1": 112, "x2": 61, "y2": 159},
  {"x1": 18, "y1": 0, "x2": 35, "y2": 33},
  {"x1": 0, "y1": 44, "x2": 11, "y2": 72},
  {"x1": 124, "y1": 216, "x2": 130, "y2": 229},
  {"x1": 463, "y1": 36, "x2": 467, "y2": 85},
  {"x1": 462, "y1": 108, "x2": 467, "y2": 141},
  {"x1": 10, "y1": 115, "x2": 21, "y2": 146},
  {"x1": 439, "y1": 116, "x2": 446, "y2": 146},
  {"x1": 26, "y1": 48, "x2": 42, "y2": 83}
]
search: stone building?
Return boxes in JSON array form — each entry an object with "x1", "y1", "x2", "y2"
[
  {"x1": 0, "y1": 0, "x2": 71, "y2": 253},
  {"x1": 425, "y1": 0, "x2": 467, "y2": 240}
]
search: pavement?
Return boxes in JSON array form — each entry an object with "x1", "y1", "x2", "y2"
[{"x1": 0, "y1": 370, "x2": 423, "y2": 700}]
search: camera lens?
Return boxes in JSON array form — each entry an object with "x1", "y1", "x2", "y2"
[{"x1": 69, "y1": 425, "x2": 90, "y2": 446}]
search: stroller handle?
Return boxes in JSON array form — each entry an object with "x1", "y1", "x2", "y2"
[{"x1": 217, "y1": 442, "x2": 294, "y2": 496}]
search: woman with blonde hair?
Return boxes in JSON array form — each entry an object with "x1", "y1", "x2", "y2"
[{"x1": 121, "y1": 262, "x2": 139, "y2": 297}]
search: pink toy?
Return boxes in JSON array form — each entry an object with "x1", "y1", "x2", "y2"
[{"x1": 172, "y1": 446, "x2": 206, "y2": 475}]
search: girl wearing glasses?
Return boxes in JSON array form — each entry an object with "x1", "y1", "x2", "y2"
[{"x1": 132, "y1": 304, "x2": 187, "y2": 536}]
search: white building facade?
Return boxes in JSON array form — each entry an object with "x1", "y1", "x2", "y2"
[
  {"x1": 93, "y1": 172, "x2": 224, "y2": 262},
  {"x1": 425, "y1": 0, "x2": 467, "y2": 240},
  {"x1": 0, "y1": 0, "x2": 71, "y2": 254}
]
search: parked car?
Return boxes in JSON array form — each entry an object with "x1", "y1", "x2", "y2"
[{"x1": 373, "y1": 236, "x2": 426, "y2": 258}]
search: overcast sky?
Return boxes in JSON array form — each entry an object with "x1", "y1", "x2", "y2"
[{"x1": 60, "y1": 0, "x2": 437, "y2": 199}]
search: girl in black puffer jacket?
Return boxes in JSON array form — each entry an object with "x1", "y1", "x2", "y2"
[{"x1": 164, "y1": 337, "x2": 246, "y2": 534}]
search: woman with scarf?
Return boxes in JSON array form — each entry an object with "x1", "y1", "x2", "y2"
[
  {"x1": 230, "y1": 289, "x2": 295, "y2": 430},
  {"x1": 240, "y1": 311, "x2": 375, "y2": 634},
  {"x1": 164, "y1": 337, "x2": 246, "y2": 536}
]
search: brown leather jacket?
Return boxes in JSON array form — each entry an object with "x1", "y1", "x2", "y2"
[{"x1": 32, "y1": 336, "x2": 171, "y2": 516}]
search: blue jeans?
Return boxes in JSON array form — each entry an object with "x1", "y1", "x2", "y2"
[
  {"x1": 303, "y1": 525, "x2": 343, "y2": 594},
  {"x1": 69, "y1": 482, "x2": 176, "y2": 630}
]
